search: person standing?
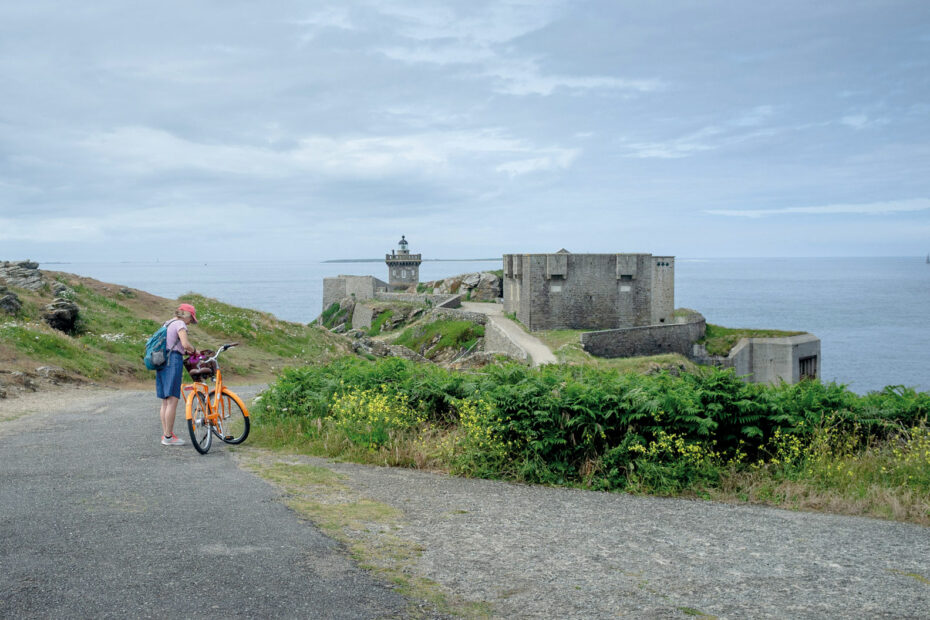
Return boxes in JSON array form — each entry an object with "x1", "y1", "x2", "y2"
[{"x1": 157, "y1": 303, "x2": 197, "y2": 445}]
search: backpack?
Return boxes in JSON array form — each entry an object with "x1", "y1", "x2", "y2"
[{"x1": 143, "y1": 323, "x2": 171, "y2": 370}]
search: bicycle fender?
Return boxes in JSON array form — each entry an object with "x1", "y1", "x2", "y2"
[{"x1": 220, "y1": 388, "x2": 250, "y2": 417}]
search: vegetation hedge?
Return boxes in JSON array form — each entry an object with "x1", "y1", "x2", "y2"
[{"x1": 255, "y1": 358, "x2": 930, "y2": 491}]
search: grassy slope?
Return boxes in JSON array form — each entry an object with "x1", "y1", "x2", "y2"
[{"x1": 0, "y1": 270, "x2": 351, "y2": 386}]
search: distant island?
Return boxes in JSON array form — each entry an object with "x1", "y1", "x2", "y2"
[{"x1": 323, "y1": 258, "x2": 501, "y2": 263}]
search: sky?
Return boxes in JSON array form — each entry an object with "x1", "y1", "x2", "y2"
[{"x1": 1, "y1": 0, "x2": 928, "y2": 261}]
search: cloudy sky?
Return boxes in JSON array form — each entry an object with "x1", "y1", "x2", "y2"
[{"x1": 1, "y1": 1, "x2": 928, "y2": 261}]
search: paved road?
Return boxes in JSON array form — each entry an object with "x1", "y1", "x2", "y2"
[
  {"x1": 0, "y1": 390, "x2": 407, "y2": 618},
  {"x1": 460, "y1": 302, "x2": 557, "y2": 366}
]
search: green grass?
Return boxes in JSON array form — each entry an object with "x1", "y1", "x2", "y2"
[
  {"x1": 699, "y1": 324, "x2": 805, "y2": 356},
  {"x1": 0, "y1": 273, "x2": 349, "y2": 384},
  {"x1": 320, "y1": 302, "x2": 347, "y2": 328},
  {"x1": 368, "y1": 310, "x2": 394, "y2": 336},
  {"x1": 393, "y1": 320, "x2": 485, "y2": 355},
  {"x1": 241, "y1": 455, "x2": 493, "y2": 617}
]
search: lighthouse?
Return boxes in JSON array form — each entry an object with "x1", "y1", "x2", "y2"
[{"x1": 385, "y1": 235, "x2": 422, "y2": 290}]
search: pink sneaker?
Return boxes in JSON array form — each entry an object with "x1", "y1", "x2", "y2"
[{"x1": 161, "y1": 434, "x2": 185, "y2": 446}]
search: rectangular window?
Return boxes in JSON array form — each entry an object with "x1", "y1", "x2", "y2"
[{"x1": 799, "y1": 356, "x2": 817, "y2": 379}]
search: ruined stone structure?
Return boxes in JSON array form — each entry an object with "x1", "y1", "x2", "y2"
[
  {"x1": 322, "y1": 275, "x2": 389, "y2": 312},
  {"x1": 503, "y1": 251, "x2": 674, "y2": 331},
  {"x1": 385, "y1": 235, "x2": 421, "y2": 291}
]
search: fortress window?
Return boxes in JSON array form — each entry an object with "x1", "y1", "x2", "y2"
[{"x1": 799, "y1": 356, "x2": 818, "y2": 379}]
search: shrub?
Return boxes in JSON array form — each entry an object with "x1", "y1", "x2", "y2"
[{"x1": 255, "y1": 358, "x2": 930, "y2": 497}]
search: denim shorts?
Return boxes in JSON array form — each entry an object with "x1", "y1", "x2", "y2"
[{"x1": 156, "y1": 351, "x2": 184, "y2": 399}]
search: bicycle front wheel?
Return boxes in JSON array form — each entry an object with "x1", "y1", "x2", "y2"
[
  {"x1": 210, "y1": 389, "x2": 250, "y2": 444},
  {"x1": 187, "y1": 392, "x2": 212, "y2": 454}
]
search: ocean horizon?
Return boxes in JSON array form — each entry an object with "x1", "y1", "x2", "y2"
[{"x1": 40, "y1": 256, "x2": 930, "y2": 395}]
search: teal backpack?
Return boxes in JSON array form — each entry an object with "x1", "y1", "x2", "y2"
[{"x1": 143, "y1": 324, "x2": 170, "y2": 370}]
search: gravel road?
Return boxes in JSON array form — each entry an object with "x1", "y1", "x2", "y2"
[{"x1": 3, "y1": 388, "x2": 929, "y2": 618}]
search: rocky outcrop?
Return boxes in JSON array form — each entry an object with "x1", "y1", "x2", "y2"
[
  {"x1": 0, "y1": 285, "x2": 22, "y2": 315},
  {"x1": 422, "y1": 272, "x2": 502, "y2": 302},
  {"x1": 348, "y1": 332, "x2": 430, "y2": 364},
  {"x1": 43, "y1": 298, "x2": 80, "y2": 333},
  {"x1": 0, "y1": 260, "x2": 44, "y2": 291},
  {"x1": 448, "y1": 352, "x2": 502, "y2": 370}
]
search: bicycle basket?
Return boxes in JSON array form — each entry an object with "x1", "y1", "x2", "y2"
[{"x1": 184, "y1": 350, "x2": 217, "y2": 379}]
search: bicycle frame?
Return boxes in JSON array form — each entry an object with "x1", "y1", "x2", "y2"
[{"x1": 183, "y1": 344, "x2": 249, "y2": 440}]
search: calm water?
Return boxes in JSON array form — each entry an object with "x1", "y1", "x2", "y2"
[{"x1": 53, "y1": 257, "x2": 929, "y2": 393}]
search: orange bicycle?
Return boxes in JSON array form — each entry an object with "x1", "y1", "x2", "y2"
[{"x1": 183, "y1": 343, "x2": 250, "y2": 454}]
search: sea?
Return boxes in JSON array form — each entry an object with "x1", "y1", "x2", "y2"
[{"x1": 48, "y1": 257, "x2": 930, "y2": 394}]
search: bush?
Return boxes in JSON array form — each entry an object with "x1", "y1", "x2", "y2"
[{"x1": 254, "y1": 358, "x2": 930, "y2": 495}]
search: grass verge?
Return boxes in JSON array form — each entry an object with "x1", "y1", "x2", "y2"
[{"x1": 239, "y1": 452, "x2": 493, "y2": 618}]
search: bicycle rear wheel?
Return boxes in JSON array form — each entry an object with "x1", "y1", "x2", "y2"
[
  {"x1": 209, "y1": 389, "x2": 250, "y2": 444},
  {"x1": 187, "y1": 392, "x2": 212, "y2": 454}
]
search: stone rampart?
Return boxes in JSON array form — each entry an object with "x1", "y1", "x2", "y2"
[
  {"x1": 373, "y1": 292, "x2": 461, "y2": 308},
  {"x1": 351, "y1": 304, "x2": 375, "y2": 330},
  {"x1": 580, "y1": 316, "x2": 706, "y2": 358},
  {"x1": 322, "y1": 275, "x2": 389, "y2": 312},
  {"x1": 428, "y1": 308, "x2": 488, "y2": 325},
  {"x1": 483, "y1": 319, "x2": 529, "y2": 363}
]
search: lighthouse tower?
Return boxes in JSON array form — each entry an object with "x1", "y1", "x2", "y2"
[{"x1": 385, "y1": 235, "x2": 422, "y2": 290}]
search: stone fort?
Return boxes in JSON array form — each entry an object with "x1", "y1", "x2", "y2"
[
  {"x1": 322, "y1": 241, "x2": 820, "y2": 385},
  {"x1": 503, "y1": 251, "x2": 674, "y2": 331}
]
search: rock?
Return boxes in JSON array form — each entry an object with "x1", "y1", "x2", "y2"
[
  {"x1": 53, "y1": 283, "x2": 75, "y2": 299},
  {"x1": 385, "y1": 345, "x2": 430, "y2": 364},
  {"x1": 118, "y1": 287, "x2": 135, "y2": 298},
  {"x1": 0, "y1": 260, "x2": 44, "y2": 291},
  {"x1": 43, "y1": 298, "x2": 80, "y2": 333},
  {"x1": 11, "y1": 372, "x2": 39, "y2": 392},
  {"x1": 422, "y1": 271, "x2": 502, "y2": 302},
  {"x1": 0, "y1": 286, "x2": 22, "y2": 314},
  {"x1": 473, "y1": 272, "x2": 502, "y2": 301},
  {"x1": 448, "y1": 352, "x2": 500, "y2": 370},
  {"x1": 36, "y1": 366, "x2": 71, "y2": 384}
]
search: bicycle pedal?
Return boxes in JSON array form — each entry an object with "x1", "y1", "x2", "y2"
[{"x1": 224, "y1": 435, "x2": 233, "y2": 440}]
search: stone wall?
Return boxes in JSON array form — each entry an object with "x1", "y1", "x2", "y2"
[
  {"x1": 373, "y1": 292, "x2": 461, "y2": 308},
  {"x1": 483, "y1": 320, "x2": 529, "y2": 363},
  {"x1": 503, "y1": 253, "x2": 674, "y2": 332},
  {"x1": 580, "y1": 316, "x2": 706, "y2": 358},
  {"x1": 322, "y1": 275, "x2": 389, "y2": 312},
  {"x1": 693, "y1": 334, "x2": 821, "y2": 385},
  {"x1": 351, "y1": 304, "x2": 375, "y2": 330}
]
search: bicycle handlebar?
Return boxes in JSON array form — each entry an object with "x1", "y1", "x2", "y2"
[{"x1": 189, "y1": 343, "x2": 238, "y2": 366}]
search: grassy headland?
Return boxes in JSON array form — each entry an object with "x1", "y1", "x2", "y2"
[{"x1": 0, "y1": 270, "x2": 349, "y2": 387}]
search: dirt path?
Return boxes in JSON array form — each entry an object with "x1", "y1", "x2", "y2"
[{"x1": 461, "y1": 302, "x2": 557, "y2": 366}]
